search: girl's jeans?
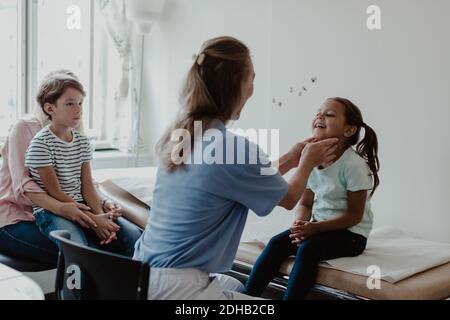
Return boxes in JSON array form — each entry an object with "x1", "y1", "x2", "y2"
[{"x1": 244, "y1": 229, "x2": 367, "y2": 300}]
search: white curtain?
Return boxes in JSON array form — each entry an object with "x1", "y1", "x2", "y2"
[{"x1": 96, "y1": 0, "x2": 144, "y2": 154}]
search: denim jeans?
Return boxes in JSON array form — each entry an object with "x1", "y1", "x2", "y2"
[
  {"x1": 0, "y1": 221, "x2": 58, "y2": 264},
  {"x1": 243, "y1": 229, "x2": 367, "y2": 300},
  {"x1": 35, "y1": 210, "x2": 143, "y2": 257}
]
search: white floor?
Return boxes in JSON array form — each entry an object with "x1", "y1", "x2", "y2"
[{"x1": 23, "y1": 269, "x2": 57, "y2": 295}]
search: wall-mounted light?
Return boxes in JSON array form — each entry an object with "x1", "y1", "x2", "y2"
[{"x1": 126, "y1": 0, "x2": 166, "y2": 34}]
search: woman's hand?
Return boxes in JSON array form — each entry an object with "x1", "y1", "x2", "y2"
[
  {"x1": 104, "y1": 208, "x2": 122, "y2": 221},
  {"x1": 287, "y1": 137, "x2": 316, "y2": 169},
  {"x1": 289, "y1": 220, "x2": 320, "y2": 245},
  {"x1": 300, "y1": 138, "x2": 339, "y2": 169},
  {"x1": 90, "y1": 214, "x2": 121, "y2": 245},
  {"x1": 58, "y1": 202, "x2": 98, "y2": 229},
  {"x1": 102, "y1": 199, "x2": 123, "y2": 216}
]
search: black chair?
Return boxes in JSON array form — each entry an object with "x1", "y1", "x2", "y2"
[
  {"x1": 50, "y1": 230, "x2": 149, "y2": 300},
  {"x1": 0, "y1": 252, "x2": 56, "y2": 272}
]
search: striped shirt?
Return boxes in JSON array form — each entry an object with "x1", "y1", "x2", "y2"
[{"x1": 25, "y1": 126, "x2": 93, "y2": 214}]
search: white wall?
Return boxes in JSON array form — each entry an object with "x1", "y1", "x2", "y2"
[
  {"x1": 266, "y1": 0, "x2": 450, "y2": 243},
  {"x1": 141, "y1": 0, "x2": 272, "y2": 154},
  {"x1": 141, "y1": 0, "x2": 450, "y2": 243}
]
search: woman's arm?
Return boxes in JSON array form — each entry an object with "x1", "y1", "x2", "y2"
[
  {"x1": 278, "y1": 139, "x2": 338, "y2": 210},
  {"x1": 276, "y1": 152, "x2": 302, "y2": 176},
  {"x1": 25, "y1": 192, "x2": 97, "y2": 229},
  {"x1": 7, "y1": 120, "x2": 43, "y2": 200},
  {"x1": 273, "y1": 138, "x2": 315, "y2": 176},
  {"x1": 275, "y1": 151, "x2": 300, "y2": 176},
  {"x1": 37, "y1": 167, "x2": 76, "y2": 203},
  {"x1": 34, "y1": 166, "x2": 99, "y2": 227},
  {"x1": 278, "y1": 161, "x2": 315, "y2": 210}
]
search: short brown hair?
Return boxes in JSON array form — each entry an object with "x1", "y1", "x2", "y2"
[{"x1": 36, "y1": 70, "x2": 86, "y2": 120}]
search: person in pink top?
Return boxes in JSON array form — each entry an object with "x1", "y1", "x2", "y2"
[{"x1": 0, "y1": 70, "x2": 135, "y2": 264}]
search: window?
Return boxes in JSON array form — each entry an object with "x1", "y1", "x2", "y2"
[
  {"x1": 0, "y1": 0, "x2": 118, "y2": 149},
  {"x1": 0, "y1": 0, "x2": 19, "y2": 141},
  {"x1": 33, "y1": 0, "x2": 93, "y2": 131}
]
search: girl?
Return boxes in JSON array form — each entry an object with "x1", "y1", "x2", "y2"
[
  {"x1": 244, "y1": 97, "x2": 380, "y2": 300},
  {"x1": 132, "y1": 36, "x2": 338, "y2": 300}
]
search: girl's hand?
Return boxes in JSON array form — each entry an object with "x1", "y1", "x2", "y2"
[
  {"x1": 289, "y1": 219, "x2": 307, "y2": 245},
  {"x1": 290, "y1": 218, "x2": 305, "y2": 230},
  {"x1": 91, "y1": 214, "x2": 120, "y2": 245},
  {"x1": 288, "y1": 137, "x2": 317, "y2": 169},
  {"x1": 300, "y1": 138, "x2": 339, "y2": 169},
  {"x1": 289, "y1": 221, "x2": 320, "y2": 246},
  {"x1": 59, "y1": 203, "x2": 98, "y2": 229}
]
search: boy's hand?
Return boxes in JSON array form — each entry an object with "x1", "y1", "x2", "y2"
[
  {"x1": 102, "y1": 232, "x2": 118, "y2": 246},
  {"x1": 90, "y1": 214, "x2": 120, "y2": 245},
  {"x1": 59, "y1": 203, "x2": 97, "y2": 229}
]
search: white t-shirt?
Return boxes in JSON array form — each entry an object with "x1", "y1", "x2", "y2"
[
  {"x1": 25, "y1": 126, "x2": 93, "y2": 214},
  {"x1": 307, "y1": 147, "x2": 374, "y2": 238}
]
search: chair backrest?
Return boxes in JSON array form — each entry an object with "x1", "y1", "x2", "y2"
[{"x1": 50, "y1": 230, "x2": 149, "y2": 300}]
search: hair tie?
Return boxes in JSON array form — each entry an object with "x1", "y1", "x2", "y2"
[{"x1": 196, "y1": 53, "x2": 206, "y2": 66}]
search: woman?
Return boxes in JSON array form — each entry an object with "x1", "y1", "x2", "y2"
[
  {"x1": 0, "y1": 70, "x2": 138, "y2": 264},
  {"x1": 133, "y1": 37, "x2": 338, "y2": 300}
]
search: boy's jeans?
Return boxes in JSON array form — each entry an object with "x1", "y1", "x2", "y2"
[{"x1": 35, "y1": 210, "x2": 142, "y2": 257}]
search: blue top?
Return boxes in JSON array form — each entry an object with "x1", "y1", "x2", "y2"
[
  {"x1": 133, "y1": 121, "x2": 289, "y2": 273},
  {"x1": 307, "y1": 147, "x2": 374, "y2": 238}
]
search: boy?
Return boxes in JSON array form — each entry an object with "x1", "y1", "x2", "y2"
[{"x1": 25, "y1": 71, "x2": 141, "y2": 255}]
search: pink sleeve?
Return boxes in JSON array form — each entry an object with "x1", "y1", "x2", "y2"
[{"x1": 8, "y1": 121, "x2": 44, "y2": 199}]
